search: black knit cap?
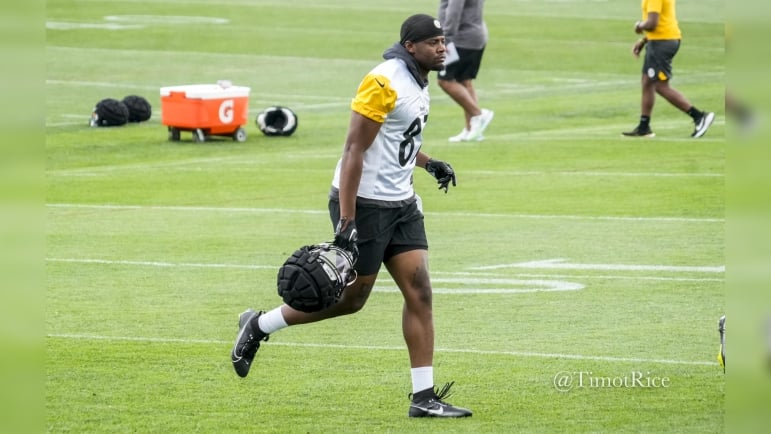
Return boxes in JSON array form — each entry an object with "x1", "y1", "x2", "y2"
[{"x1": 399, "y1": 14, "x2": 443, "y2": 45}]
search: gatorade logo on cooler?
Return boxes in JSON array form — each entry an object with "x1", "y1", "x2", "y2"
[{"x1": 219, "y1": 99, "x2": 234, "y2": 123}]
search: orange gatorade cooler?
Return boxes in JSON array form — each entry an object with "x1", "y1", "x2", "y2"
[{"x1": 160, "y1": 81, "x2": 250, "y2": 142}]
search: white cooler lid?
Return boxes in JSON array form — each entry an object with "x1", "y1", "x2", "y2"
[{"x1": 160, "y1": 84, "x2": 251, "y2": 99}]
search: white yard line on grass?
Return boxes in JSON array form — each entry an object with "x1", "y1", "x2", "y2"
[
  {"x1": 440, "y1": 271, "x2": 723, "y2": 283},
  {"x1": 46, "y1": 332, "x2": 717, "y2": 366},
  {"x1": 431, "y1": 211, "x2": 722, "y2": 222},
  {"x1": 47, "y1": 79, "x2": 347, "y2": 105},
  {"x1": 46, "y1": 258, "x2": 723, "y2": 286},
  {"x1": 47, "y1": 160, "x2": 721, "y2": 178},
  {"x1": 46, "y1": 152, "x2": 339, "y2": 175},
  {"x1": 466, "y1": 170, "x2": 722, "y2": 178},
  {"x1": 46, "y1": 79, "x2": 160, "y2": 90},
  {"x1": 46, "y1": 204, "x2": 326, "y2": 215},
  {"x1": 46, "y1": 257, "x2": 276, "y2": 270},
  {"x1": 46, "y1": 203, "x2": 723, "y2": 223},
  {"x1": 473, "y1": 258, "x2": 724, "y2": 273}
]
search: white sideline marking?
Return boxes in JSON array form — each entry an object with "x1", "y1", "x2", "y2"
[
  {"x1": 46, "y1": 80, "x2": 350, "y2": 104},
  {"x1": 466, "y1": 169, "x2": 722, "y2": 178},
  {"x1": 46, "y1": 22, "x2": 143, "y2": 30},
  {"x1": 46, "y1": 152, "x2": 337, "y2": 175},
  {"x1": 47, "y1": 203, "x2": 327, "y2": 215},
  {"x1": 433, "y1": 212, "x2": 722, "y2": 223},
  {"x1": 46, "y1": 203, "x2": 723, "y2": 223},
  {"x1": 377, "y1": 278, "x2": 584, "y2": 294},
  {"x1": 47, "y1": 15, "x2": 229, "y2": 30},
  {"x1": 43, "y1": 154, "x2": 721, "y2": 179},
  {"x1": 46, "y1": 258, "x2": 723, "y2": 284},
  {"x1": 46, "y1": 333, "x2": 716, "y2": 367},
  {"x1": 45, "y1": 155, "x2": 720, "y2": 179},
  {"x1": 46, "y1": 257, "x2": 275, "y2": 270},
  {"x1": 103, "y1": 15, "x2": 229, "y2": 25},
  {"x1": 46, "y1": 79, "x2": 159, "y2": 91},
  {"x1": 440, "y1": 272, "x2": 723, "y2": 283},
  {"x1": 46, "y1": 258, "x2": 583, "y2": 293},
  {"x1": 473, "y1": 258, "x2": 724, "y2": 273},
  {"x1": 430, "y1": 277, "x2": 583, "y2": 292}
]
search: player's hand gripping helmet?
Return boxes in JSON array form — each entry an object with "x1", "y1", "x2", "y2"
[
  {"x1": 256, "y1": 106, "x2": 298, "y2": 136},
  {"x1": 276, "y1": 243, "x2": 357, "y2": 313}
]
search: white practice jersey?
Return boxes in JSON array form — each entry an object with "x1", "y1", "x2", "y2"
[{"x1": 332, "y1": 57, "x2": 430, "y2": 202}]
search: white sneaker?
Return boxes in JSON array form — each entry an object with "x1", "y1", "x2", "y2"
[
  {"x1": 448, "y1": 128, "x2": 484, "y2": 142},
  {"x1": 448, "y1": 128, "x2": 468, "y2": 142},
  {"x1": 466, "y1": 109, "x2": 494, "y2": 141}
]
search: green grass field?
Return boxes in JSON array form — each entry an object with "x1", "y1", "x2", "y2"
[{"x1": 46, "y1": 0, "x2": 725, "y2": 432}]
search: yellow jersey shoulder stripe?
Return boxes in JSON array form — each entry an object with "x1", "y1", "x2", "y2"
[{"x1": 351, "y1": 74, "x2": 397, "y2": 123}]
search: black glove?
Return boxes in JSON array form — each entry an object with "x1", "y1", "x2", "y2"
[
  {"x1": 333, "y1": 218, "x2": 359, "y2": 262},
  {"x1": 425, "y1": 159, "x2": 457, "y2": 193}
]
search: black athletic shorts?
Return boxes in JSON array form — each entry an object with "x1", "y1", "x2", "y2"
[
  {"x1": 643, "y1": 39, "x2": 680, "y2": 82},
  {"x1": 328, "y1": 197, "x2": 428, "y2": 276},
  {"x1": 438, "y1": 46, "x2": 486, "y2": 82}
]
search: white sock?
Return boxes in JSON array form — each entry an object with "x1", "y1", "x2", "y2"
[
  {"x1": 410, "y1": 366, "x2": 434, "y2": 394},
  {"x1": 257, "y1": 307, "x2": 288, "y2": 334}
]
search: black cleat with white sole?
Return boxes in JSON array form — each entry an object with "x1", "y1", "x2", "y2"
[
  {"x1": 622, "y1": 125, "x2": 655, "y2": 138},
  {"x1": 231, "y1": 308, "x2": 269, "y2": 378},
  {"x1": 692, "y1": 111, "x2": 715, "y2": 138},
  {"x1": 408, "y1": 382, "x2": 472, "y2": 418}
]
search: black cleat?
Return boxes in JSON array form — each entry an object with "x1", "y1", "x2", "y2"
[
  {"x1": 231, "y1": 308, "x2": 269, "y2": 378},
  {"x1": 408, "y1": 382, "x2": 472, "y2": 418},
  {"x1": 622, "y1": 125, "x2": 655, "y2": 137},
  {"x1": 692, "y1": 111, "x2": 715, "y2": 138}
]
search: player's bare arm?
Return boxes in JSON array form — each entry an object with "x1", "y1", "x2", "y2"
[
  {"x1": 635, "y1": 12, "x2": 659, "y2": 34},
  {"x1": 632, "y1": 38, "x2": 647, "y2": 57},
  {"x1": 416, "y1": 151, "x2": 431, "y2": 169},
  {"x1": 337, "y1": 111, "x2": 382, "y2": 221}
]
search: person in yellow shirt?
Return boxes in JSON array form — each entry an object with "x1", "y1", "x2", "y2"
[{"x1": 622, "y1": 0, "x2": 715, "y2": 138}]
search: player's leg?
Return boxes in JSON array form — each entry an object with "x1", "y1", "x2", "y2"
[
  {"x1": 650, "y1": 40, "x2": 689, "y2": 112},
  {"x1": 457, "y1": 47, "x2": 492, "y2": 141},
  {"x1": 231, "y1": 273, "x2": 380, "y2": 378},
  {"x1": 625, "y1": 40, "x2": 662, "y2": 137},
  {"x1": 642, "y1": 74, "x2": 656, "y2": 116},
  {"x1": 440, "y1": 84, "x2": 486, "y2": 143},
  {"x1": 231, "y1": 199, "x2": 387, "y2": 377},
  {"x1": 385, "y1": 250, "x2": 471, "y2": 418},
  {"x1": 655, "y1": 79, "x2": 690, "y2": 112},
  {"x1": 386, "y1": 249, "x2": 433, "y2": 368},
  {"x1": 280, "y1": 274, "x2": 378, "y2": 324},
  {"x1": 437, "y1": 79, "x2": 481, "y2": 125},
  {"x1": 383, "y1": 202, "x2": 471, "y2": 417},
  {"x1": 623, "y1": 73, "x2": 657, "y2": 137},
  {"x1": 655, "y1": 79, "x2": 714, "y2": 137},
  {"x1": 438, "y1": 47, "x2": 490, "y2": 142},
  {"x1": 653, "y1": 40, "x2": 714, "y2": 137}
]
